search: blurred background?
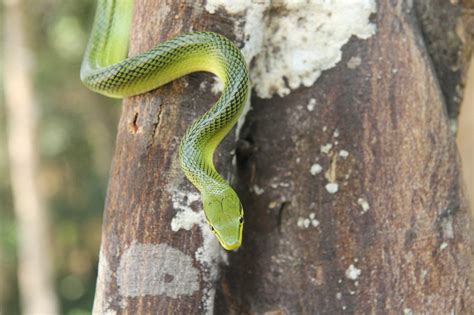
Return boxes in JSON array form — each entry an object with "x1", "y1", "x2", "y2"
[
  {"x1": 1, "y1": 1, "x2": 120, "y2": 314},
  {"x1": 0, "y1": 1, "x2": 473, "y2": 314}
]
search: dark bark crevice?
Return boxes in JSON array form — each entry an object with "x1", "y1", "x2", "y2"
[{"x1": 414, "y1": 0, "x2": 474, "y2": 119}]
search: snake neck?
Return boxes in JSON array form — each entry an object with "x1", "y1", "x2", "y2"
[{"x1": 179, "y1": 36, "x2": 249, "y2": 194}]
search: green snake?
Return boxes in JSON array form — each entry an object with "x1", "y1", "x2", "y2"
[{"x1": 81, "y1": 0, "x2": 249, "y2": 250}]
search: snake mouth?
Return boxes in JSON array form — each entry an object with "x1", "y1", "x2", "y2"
[
  {"x1": 211, "y1": 220, "x2": 243, "y2": 251},
  {"x1": 219, "y1": 238, "x2": 241, "y2": 251},
  {"x1": 215, "y1": 218, "x2": 243, "y2": 251}
]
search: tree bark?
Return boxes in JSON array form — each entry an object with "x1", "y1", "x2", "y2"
[
  {"x1": 3, "y1": 0, "x2": 59, "y2": 314},
  {"x1": 94, "y1": 0, "x2": 474, "y2": 314},
  {"x1": 217, "y1": 0, "x2": 474, "y2": 314},
  {"x1": 92, "y1": 1, "x2": 237, "y2": 314},
  {"x1": 458, "y1": 53, "x2": 474, "y2": 288}
]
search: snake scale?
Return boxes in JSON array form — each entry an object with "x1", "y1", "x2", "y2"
[{"x1": 81, "y1": 0, "x2": 249, "y2": 250}]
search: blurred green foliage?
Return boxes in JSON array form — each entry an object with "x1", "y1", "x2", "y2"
[{"x1": 1, "y1": 0, "x2": 121, "y2": 313}]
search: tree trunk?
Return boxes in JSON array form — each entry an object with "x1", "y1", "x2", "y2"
[
  {"x1": 3, "y1": 0, "x2": 59, "y2": 314},
  {"x1": 94, "y1": 0, "x2": 474, "y2": 314},
  {"x1": 92, "y1": 1, "x2": 238, "y2": 314}
]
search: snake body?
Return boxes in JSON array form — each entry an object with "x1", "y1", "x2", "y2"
[{"x1": 81, "y1": 0, "x2": 249, "y2": 250}]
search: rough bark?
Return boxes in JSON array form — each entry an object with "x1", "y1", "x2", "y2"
[
  {"x1": 458, "y1": 54, "x2": 474, "y2": 285},
  {"x1": 95, "y1": 0, "x2": 473, "y2": 314},
  {"x1": 216, "y1": 0, "x2": 473, "y2": 314},
  {"x1": 414, "y1": 0, "x2": 473, "y2": 119},
  {"x1": 3, "y1": 0, "x2": 59, "y2": 314}
]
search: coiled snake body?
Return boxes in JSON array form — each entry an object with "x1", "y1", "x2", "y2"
[{"x1": 81, "y1": 0, "x2": 249, "y2": 250}]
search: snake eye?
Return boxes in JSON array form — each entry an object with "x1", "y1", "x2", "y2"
[
  {"x1": 210, "y1": 225, "x2": 215, "y2": 232},
  {"x1": 239, "y1": 217, "x2": 244, "y2": 224}
]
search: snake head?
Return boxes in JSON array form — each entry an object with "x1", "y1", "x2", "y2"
[{"x1": 202, "y1": 188, "x2": 244, "y2": 250}]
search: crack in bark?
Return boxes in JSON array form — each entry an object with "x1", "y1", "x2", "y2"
[
  {"x1": 277, "y1": 201, "x2": 290, "y2": 232},
  {"x1": 129, "y1": 112, "x2": 139, "y2": 134},
  {"x1": 147, "y1": 97, "x2": 164, "y2": 151}
]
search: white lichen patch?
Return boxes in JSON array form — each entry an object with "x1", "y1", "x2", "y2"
[
  {"x1": 449, "y1": 119, "x2": 458, "y2": 134},
  {"x1": 441, "y1": 216, "x2": 454, "y2": 239},
  {"x1": 310, "y1": 163, "x2": 323, "y2": 175},
  {"x1": 325, "y1": 182, "x2": 339, "y2": 194},
  {"x1": 297, "y1": 212, "x2": 320, "y2": 229},
  {"x1": 117, "y1": 243, "x2": 199, "y2": 298},
  {"x1": 199, "y1": 81, "x2": 208, "y2": 91},
  {"x1": 307, "y1": 98, "x2": 316, "y2": 111},
  {"x1": 297, "y1": 217, "x2": 309, "y2": 229},
  {"x1": 321, "y1": 143, "x2": 333, "y2": 154},
  {"x1": 357, "y1": 198, "x2": 370, "y2": 213},
  {"x1": 205, "y1": 1, "x2": 254, "y2": 14},
  {"x1": 333, "y1": 129, "x2": 340, "y2": 138},
  {"x1": 345, "y1": 264, "x2": 361, "y2": 280},
  {"x1": 252, "y1": 184, "x2": 265, "y2": 195},
  {"x1": 339, "y1": 150, "x2": 349, "y2": 158},
  {"x1": 403, "y1": 308, "x2": 413, "y2": 315},
  {"x1": 92, "y1": 247, "x2": 114, "y2": 314},
  {"x1": 347, "y1": 56, "x2": 362, "y2": 69},
  {"x1": 210, "y1": 76, "x2": 224, "y2": 95},
  {"x1": 268, "y1": 201, "x2": 278, "y2": 209},
  {"x1": 170, "y1": 191, "x2": 201, "y2": 232},
  {"x1": 440, "y1": 242, "x2": 448, "y2": 250},
  {"x1": 206, "y1": 0, "x2": 376, "y2": 98},
  {"x1": 170, "y1": 188, "x2": 224, "y2": 314}
]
